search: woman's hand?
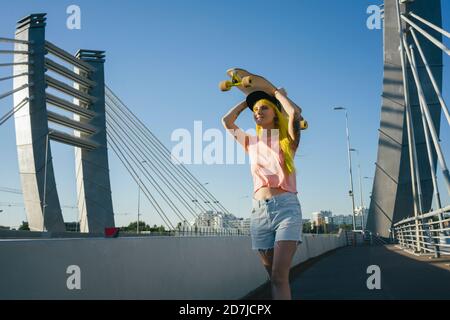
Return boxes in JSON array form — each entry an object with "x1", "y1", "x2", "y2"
[
  {"x1": 275, "y1": 87, "x2": 288, "y2": 96},
  {"x1": 274, "y1": 89, "x2": 302, "y2": 117}
]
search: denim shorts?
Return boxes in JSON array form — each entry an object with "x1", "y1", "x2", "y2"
[{"x1": 250, "y1": 192, "x2": 303, "y2": 250}]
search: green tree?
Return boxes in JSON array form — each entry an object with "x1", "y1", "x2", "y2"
[
  {"x1": 303, "y1": 222, "x2": 312, "y2": 233},
  {"x1": 18, "y1": 221, "x2": 29, "y2": 231},
  {"x1": 120, "y1": 221, "x2": 166, "y2": 233},
  {"x1": 149, "y1": 224, "x2": 165, "y2": 232},
  {"x1": 339, "y1": 224, "x2": 353, "y2": 231},
  {"x1": 120, "y1": 221, "x2": 150, "y2": 232}
]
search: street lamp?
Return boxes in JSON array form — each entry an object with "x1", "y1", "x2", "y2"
[
  {"x1": 333, "y1": 107, "x2": 356, "y2": 230},
  {"x1": 350, "y1": 148, "x2": 365, "y2": 231},
  {"x1": 137, "y1": 160, "x2": 147, "y2": 234}
]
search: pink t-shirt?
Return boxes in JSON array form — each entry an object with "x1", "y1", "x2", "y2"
[{"x1": 247, "y1": 134, "x2": 297, "y2": 194}]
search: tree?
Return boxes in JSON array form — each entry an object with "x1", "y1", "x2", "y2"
[
  {"x1": 149, "y1": 224, "x2": 165, "y2": 232},
  {"x1": 339, "y1": 224, "x2": 353, "y2": 231},
  {"x1": 120, "y1": 221, "x2": 166, "y2": 233},
  {"x1": 303, "y1": 222, "x2": 312, "y2": 233},
  {"x1": 18, "y1": 221, "x2": 29, "y2": 231},
  {"x1": 120, "y1": 221, "x2": 150, "y2": 232}
]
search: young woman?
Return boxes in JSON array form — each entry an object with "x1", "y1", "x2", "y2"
[{"x1": 222, "y1": 89, "x2": 303, "y2": 300}]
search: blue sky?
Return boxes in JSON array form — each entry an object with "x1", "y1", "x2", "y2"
[{"x1": 0, "y1": 0, "x2": 449, "y2": 228}]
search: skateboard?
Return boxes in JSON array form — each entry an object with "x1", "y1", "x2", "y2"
[{"x1": 219, "y1": 68, "x2": 308, "y2": 130}]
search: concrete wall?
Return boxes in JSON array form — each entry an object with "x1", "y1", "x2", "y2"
[{"x1": 0, "y1": 233, "x2": 346, "y2": 299}]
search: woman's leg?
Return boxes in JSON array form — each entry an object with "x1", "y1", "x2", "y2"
[
  {"x1": 271, "y1": 240, "x2": 298, "y2": 300},
  {"x1": 257, "y1": 249, "x2": 274, "y2": 278}
]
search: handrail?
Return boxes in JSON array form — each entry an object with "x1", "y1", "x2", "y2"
[
  {"x1": 393, "y1": 207, "x2": 450, "y2": 257},
  {"x1": 394, "y1": 206, "x2": 450, "y2": 226}
]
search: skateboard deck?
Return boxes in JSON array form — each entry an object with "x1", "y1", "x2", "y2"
[{"x1": 220, "y1": 68, "x2": 308, "y2": 130}]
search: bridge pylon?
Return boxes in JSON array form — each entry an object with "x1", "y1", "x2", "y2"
[{"x1": 12, "y1": 13, "x2": 114, "y2": 232}]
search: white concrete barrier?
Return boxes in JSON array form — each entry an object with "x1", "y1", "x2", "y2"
[{"x1": 0, "y1": 232, "x2": 346, "y2": 299}]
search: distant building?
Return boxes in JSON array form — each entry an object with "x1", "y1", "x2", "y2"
[
  {"x1": 331, "y1": 215, "x2": 353, "y2": 226},
  {"x1": 311, "y1": 212, "x2": 323, "y2": 226},
  {"x1": 241, "y1": 218, "x2": 251, "y2": 233},
  {"x1": 191, "y1": 211, "x2": 247, "y2": 232},
  {"x1": 308, "y1": 209, "x2": 367, "y2": 231},
  {"x1": 355, "y1": 206, "x2": 369, "y2": 229},
  {"x1": 311, "y1": 210, "x2": 332, "y2": 226}
]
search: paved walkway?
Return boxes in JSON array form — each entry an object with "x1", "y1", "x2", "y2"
[{"x1": 247, "y1": 245, "x2": 450, "y2": 300}]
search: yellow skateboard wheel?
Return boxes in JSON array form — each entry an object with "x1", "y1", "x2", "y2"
[
  {"x1": 300, "y1": 120, "x2": 308, "y2": 130},
  {"x1": 219, "y1": 80, "x2": 233, "y2": 92}
]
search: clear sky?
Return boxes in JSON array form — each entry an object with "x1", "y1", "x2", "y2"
[{"x1": 0, "y1": 0, "x2": 449, "y2": 228}]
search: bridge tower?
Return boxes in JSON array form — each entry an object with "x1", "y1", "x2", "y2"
[
  {"x1": 12, "y1": 14, "x2": 114, "y2": 232},
  {"x1": 367, "y1": 0, "x2": 443, "y2": 237}
]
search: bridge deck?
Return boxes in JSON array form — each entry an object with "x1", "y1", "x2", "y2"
[{"x1": 247, "y1": 245, "x2": 450, "y2": 300}]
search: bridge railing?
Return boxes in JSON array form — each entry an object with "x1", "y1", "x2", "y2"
[{"x1": 393, "y1": 206, "x2": 450, "y2": 257}]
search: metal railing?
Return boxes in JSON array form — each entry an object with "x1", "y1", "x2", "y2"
[
  {"x1": 175, "y1": 226, "x2": 250, "y2": 237},
  {"x1": 393, "y1": 206, "x2": 450, "y2": 257}
]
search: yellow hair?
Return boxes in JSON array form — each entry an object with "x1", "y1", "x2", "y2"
[{"x1": 254, "y1": 99, "x2": 295, "y2": 174}]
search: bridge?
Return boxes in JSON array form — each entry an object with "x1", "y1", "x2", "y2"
[{"x1": 1, "y1": 0, "x2": 450, "y2": 299}]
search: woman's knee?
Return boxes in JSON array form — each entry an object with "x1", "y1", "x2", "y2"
[{"x1": 270, "y1": 268, "x2": 289, "y2": 286}]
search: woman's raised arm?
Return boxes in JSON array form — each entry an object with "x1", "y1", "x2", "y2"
[
  {"x1": 274, "y1": 89, "x2": 302, "y2": 150},
  {"x1": 222, "y1": 100, "x2": 250, "y2": 151}
]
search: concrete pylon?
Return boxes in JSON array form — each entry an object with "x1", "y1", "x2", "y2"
[
  {"x1": 367, "y1": 0, "x2": 442, "y2": 237},
  {"x1": 74, "y1": 50, "x2": 115, "y2": 233},
  {"x1": 11, "y1": 13, "x2": 115, "y2": 233},
  {"x1": 13, "y1": 14, "x2": 65, "y2": 232}
]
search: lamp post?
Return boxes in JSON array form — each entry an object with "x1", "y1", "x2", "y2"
[
  {"x1": 137, "y1": 160, "x2": 147, "y2": 234},
  {"x1": 333, "y1": 107, "x2": 356, "y2": 230},
  {"x1": 350, "y1": 148, "x2": 365, "y2": 231}
]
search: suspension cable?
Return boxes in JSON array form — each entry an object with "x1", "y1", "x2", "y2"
[
  {"x1": 106, "y1": 112, "x2": 191, "y2": 223},
  {"x1": 107, "y1": 131, "x2": 174, "y2": 229},
  {"x1": 105, "y1": 86, "x2": 233, "y2": 216},
  {"x1": 0, "y1": 97, "x2": 29, "y2": 126},
  {"x1": 106, "y1": 97, "x2": 236, "y2": 230},
  {"x1": 106, "y1": 99, "x2": 201, "y2": 219}
]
